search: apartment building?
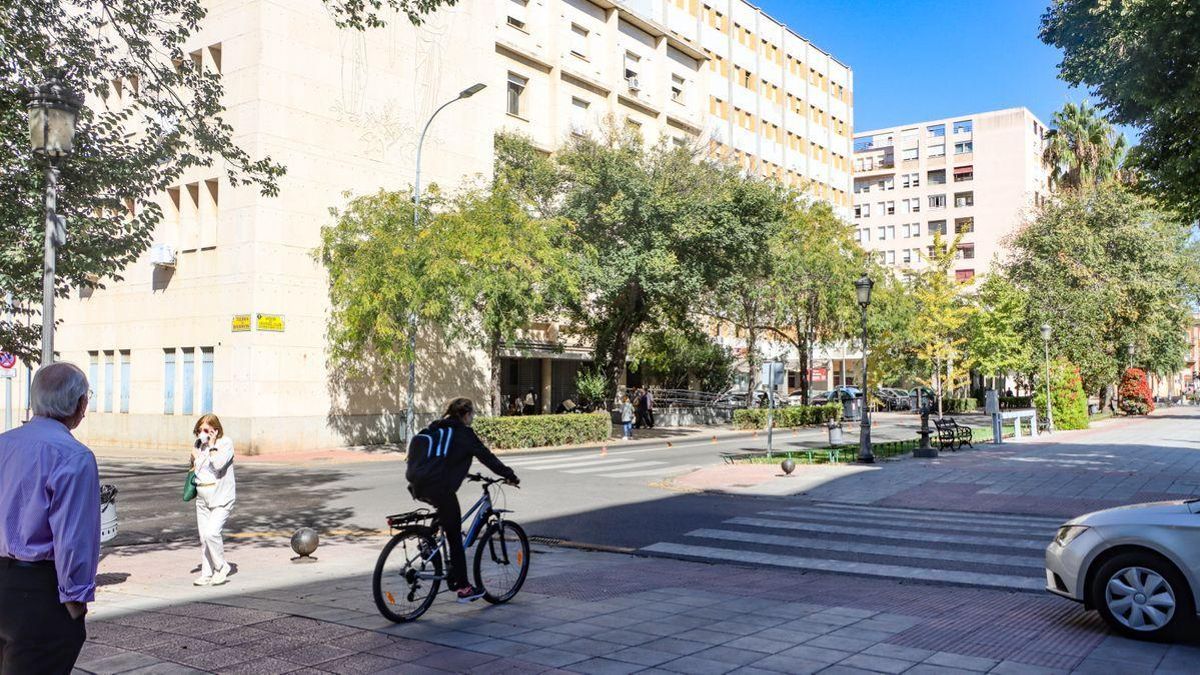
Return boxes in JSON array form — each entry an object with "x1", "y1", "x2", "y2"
[
  {"x1": 851, "y1": 108, "x2": 1050, "y2": 282},
  {"x1": 40, "y1": 0, "x2": 853, "y2": 453}
]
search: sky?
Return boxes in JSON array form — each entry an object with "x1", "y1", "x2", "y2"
[{"x1": 757, "y1": 0, "x2": 1136, "y2": 140}]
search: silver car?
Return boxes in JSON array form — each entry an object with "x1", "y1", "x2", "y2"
[{"x1": 1045, "y1": 499, "x2": 1200, "y2": 639}]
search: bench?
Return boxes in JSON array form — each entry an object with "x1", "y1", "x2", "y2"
[{"x1": 933, "y1": 418, "x2": 974, "y2": 451}]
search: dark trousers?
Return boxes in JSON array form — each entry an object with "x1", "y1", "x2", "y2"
[
  {"x1": 0, "y1": 563, "x2": 86, "y2": 675},
  {"x1": 646, "y1": 409, "x2": 655, "y2": 428},
  {"x1": 418, "y1": 491, "x2": 468, "y2": 590}
]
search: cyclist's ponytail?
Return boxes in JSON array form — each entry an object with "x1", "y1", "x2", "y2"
[{"x1": 443, "y1": 397, "x2": 475, "y2": 421}]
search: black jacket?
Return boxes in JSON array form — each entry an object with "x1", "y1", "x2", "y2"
[{"x1": 406, "y1": 418, "x2": 517, "y2": 496}]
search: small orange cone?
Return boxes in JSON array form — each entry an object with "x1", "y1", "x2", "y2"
[
  {"x1": 667, "y1": 441, "x2": 673, "y2": 447},
  {"x1": 600, "y1": 446, "x2": 608, "y2": 455},
  {"x1": 752, "y1": 430, "x2": 758, "y2": 438},
  {"x1": 711, "y1": 435, "x2": 717, "y2": 443}
]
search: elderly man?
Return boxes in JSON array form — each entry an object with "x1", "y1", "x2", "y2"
[{"x1": 0, "y1": 362, "x2": 99, "y2": 674}]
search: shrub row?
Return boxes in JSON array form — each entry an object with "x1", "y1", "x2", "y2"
[
  {"x1": 473, "y1": 412, "x2": 611, "y2": 449},
  {"x1": 942, "y1": 398, "x2": 977, "y2": 413},
  {"x1": 999, "y1": 396, "x2": 1033, "y2": 409},
  {"x1": 733, "y1": 403, "x2": 842, "y2": 430}
]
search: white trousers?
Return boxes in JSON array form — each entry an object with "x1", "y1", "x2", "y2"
[{"x1": 196, "y1": 487, "x2": 234, "y2": 577}]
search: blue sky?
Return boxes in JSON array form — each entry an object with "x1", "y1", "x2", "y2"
[{"x1": 757, "y1": 0, "x2": 1133, "y2": 139}]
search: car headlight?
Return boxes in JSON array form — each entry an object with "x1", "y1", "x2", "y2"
[{"x1": 1053, "y1": 525, "x2": 1089, "y2": 547}]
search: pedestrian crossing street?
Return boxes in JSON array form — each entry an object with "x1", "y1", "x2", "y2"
[
  {"x1": 641, "y1": 502, "x2": 1066, "y2": 591},
  {"x1": 502, "y1": 446, "x2": 705, "y2": 480}
]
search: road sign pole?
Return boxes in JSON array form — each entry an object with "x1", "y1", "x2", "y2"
[{"x1": 4, "y1": 377, "x2": 11, "y2": 431}]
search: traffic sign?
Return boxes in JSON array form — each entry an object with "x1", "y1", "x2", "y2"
[{"x1": 0, "y1": 352, "x2": 16, "y2": 379}]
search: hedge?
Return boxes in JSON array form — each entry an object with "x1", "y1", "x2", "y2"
[
  {"x1": 733, "y1": 403, "x2": 842, "y2": 430},
  {"x1": 943, "y1": 398, "x2": 977, "y2": 413},
  {"x1": 473, "y1": 412, "x2": 611, "y2": 449},
  {"x1": 1000, "y1": 396, "x2": 1033, "y2": 409},
  {"x1": 1034, "y1": 359, "x2": 1089, "y2": 430}
]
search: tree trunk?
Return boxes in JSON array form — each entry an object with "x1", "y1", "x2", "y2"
[
  {"x1": 797, "y1": 321, "x2": 810, "y2": 406},
  {"x1": 488, "y1": 328, "x2": 503, "y2": 416},
  {"x1": 745, "y1": 319, "x2": 760, "y2": 408},
  {"x1": 598, "y1": 282, "x2": 645, "y2": 405}
]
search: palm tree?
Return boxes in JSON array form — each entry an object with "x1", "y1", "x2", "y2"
[{"x1": 1042, "y1": 101, "x2": 1128, "y2": 191}]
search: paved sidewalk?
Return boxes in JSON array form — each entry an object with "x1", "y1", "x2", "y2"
[{"x1": 79, "y1": 537, "x2": 1197, "y2": 674}]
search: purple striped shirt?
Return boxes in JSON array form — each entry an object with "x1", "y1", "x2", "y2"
[{"x1": 0, "y1": 416, "x2": 100, "y2": 603}]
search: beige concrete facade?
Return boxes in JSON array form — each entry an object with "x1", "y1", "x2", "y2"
[
  {"x1": 851, "y1": 107, "x2": 1050, "y2": 282},
  {"x1": 42, "y1": 0, "x2": 852, "y2": 454}
]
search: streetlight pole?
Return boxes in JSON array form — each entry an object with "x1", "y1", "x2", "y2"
[
  {"x1": 855, "y1": 274, "x2": 874, "y2": 463},
  {"x1": 1041, "y1": 324, "x2": 1054, "y2": 434},
  {"x1": 406, "y1": 83, "x2": 486, "y2": 442},
  {"x1": 27, "y1": 72, "x2": 82, "y2": 366}
]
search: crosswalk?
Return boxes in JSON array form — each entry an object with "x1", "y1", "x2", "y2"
[
  {"x1": 641, "y1": 502, "x2": 1066, "y2": 591},
  {"x1": 502, "y1": 446, "x2": 703, "y2": 481}
]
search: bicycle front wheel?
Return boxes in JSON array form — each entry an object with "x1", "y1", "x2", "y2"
[
  {"x1": 373, "y1": 528, "x2": 442, "y2": 622},
  {"x1": 473, "y1": 520, "x2": 530, "y2": 604}
]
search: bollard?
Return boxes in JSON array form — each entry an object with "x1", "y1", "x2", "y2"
[{"x1": 290, "y1": 528, "x2": 319, "y2": 562}]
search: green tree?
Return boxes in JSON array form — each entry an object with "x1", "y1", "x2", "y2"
[
  {"x1": 1034, "y1": 358, "x2": 1089, "y2": 431},
  {"x1": 965, "y1": 274, "x2": 1032, "y2": 387},
  {"x1": 629, "y1": 326, "x2": 734, "y2": 392},
  {"x1": 1, "y1": 0, "x2": 287, "y2": 361},
  {"x1": 909, "y1": 232, "x2": 976, "y2": 416},
  {"x1": 1041, "y1": 0, "x2": 1200, "y2": 218},
  {"x1": 864, "y1": 269, "x2": 921, "y2": 390},
  {"x1": 435, "y1": 187, "x2": 577, "y2": 415},
  {"x1": 1042, "y1": 101, "x2": 1127, "y2": 191},
  {"x1": 1007, "y1": 182, "x2": 1198, "y2": 404},
  {"x1": 767, "y1": 199, "x2": 864, "y2": 404},
  {"x1": 494, "y1": 132, "x2": 563, "y2": 219}
]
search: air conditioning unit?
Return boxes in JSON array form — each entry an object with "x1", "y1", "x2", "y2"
[
  {"x1": 149, "y1": 243, "x2": 176, "y2": 268},
  {"x1": 626, "y1": 77, "x2": 640, "y2": 91}
]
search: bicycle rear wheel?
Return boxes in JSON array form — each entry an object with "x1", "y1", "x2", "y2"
[
  {"x1": 473, "y1": 520, "x2": 530, "y2": 604},
  {"x1": 373, "y1": 528, "x2": 442, "y2": 622}
]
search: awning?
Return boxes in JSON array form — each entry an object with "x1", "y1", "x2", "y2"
[{"x1": 954, "y1": 165, "x2": 973, "y2": 175}]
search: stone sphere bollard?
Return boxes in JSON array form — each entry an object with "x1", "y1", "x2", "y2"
[
  {"x1": 291, "y1": 527, "x2": 319, "y2": 561},
  {"x1": 781, "y1": 458, "x2": 796, "y2": 475}
]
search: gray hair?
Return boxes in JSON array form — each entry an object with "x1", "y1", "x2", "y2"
[{"x1": 32, "y1": 362, "x2": 89, "y2": 419}]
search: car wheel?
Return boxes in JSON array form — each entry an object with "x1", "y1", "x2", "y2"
[{"x1": 1090, "y1": 552, "x2": 1195, "y2": 640}]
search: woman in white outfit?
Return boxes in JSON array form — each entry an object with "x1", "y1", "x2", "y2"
[{"x1": 191, "y1": 413, "x2": 236, "y2": 586}]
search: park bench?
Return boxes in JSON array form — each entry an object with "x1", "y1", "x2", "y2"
[{"x1": 933, "y1": 418, "x2": 974, "y2": 451}]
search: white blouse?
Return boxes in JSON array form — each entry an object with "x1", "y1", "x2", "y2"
[{"x1": 194, "y1": 436, "x2": 236, "y2": 504}]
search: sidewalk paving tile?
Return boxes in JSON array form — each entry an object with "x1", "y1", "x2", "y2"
[
  {"x1": 568, "y1": 658, "x2": 647, "y2": 675},
  {"x1": 318, "y1": 652, "x2": 403, "y2": 674},
  {"x1": 606, "y1": 646, "x2": 680, "y2": 667},
  {"x1": 721, "y1": 635, "x2": 793, "y2": 654},
  {"x1": 518, "y1": 647, "x2": 593, "y2": 667},
  {"x1": 746, "y1": 654, "x2": 827, "y2": 675},
  {"x1": 861, "y1": 643, "x2": 935, "y2": 662},
  {"x1": 640, "y1": 636, "x2": 712, "y2": 656},
  {"x1": 806, "y1": 634, "x2": 878, "y2": 653},
  {"x1": 903, "y1": 665, "x2": 967, "y2": 675},
  {"x1": 989, "y1": 660, "x2": 1070, "y2": 675},
  {"x1": 121, "y1": 663, "x2": 211, "y2": 674},
  {"x1": 75, "y1": 650, "x2": 165, "y2": 675},
  {"x1": 834, "y1": 653, "x2": 915, "y2": 674},
  {"x1": 657, "y1": 654, "x2": 741, "y2": 674},
  {"x1": 466, "y1": 637, "x2": 538, "y2": 657},
  {"x1": 1068, "y1": 656, "x2": 1157, "y2": 675},
  {"x1": 556, "y1": 637, "x2": 629, "y2": 657},
  {"x1": 273, "y1": 643, "x2": 357, "y2": 666},
  {"x1": 590, "y1": 628, "x2": 659, "y2": 646},
  {"x1": 776, "y1": 644, "x2": 854, "y2": 664},
  {"x1": 219, "y1": 656, "x2": 304, "y2": 675}
]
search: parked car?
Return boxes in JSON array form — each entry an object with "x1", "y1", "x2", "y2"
[
  {"x1": 876, "y1": 388, "x2": 912, "y2": 411},
  {"x1": 908, "y1": 387, "x2": 935, "y2": 409},
  {"x1": 811, "y1": 389, "x2": 858, "y2": 405},
  {"x1": 1045, "y1": 499, "x2": 1200, "y2": 640},
  {"x1": 716, "y1": 389, "x2": 768, "y2": 408}
]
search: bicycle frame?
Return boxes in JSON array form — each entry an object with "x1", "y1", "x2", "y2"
[{"x1": 411, "y1": 482, "x2": 510, "y2": 580}]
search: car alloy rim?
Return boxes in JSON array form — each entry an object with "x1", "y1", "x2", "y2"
[{"x1": 1105, "y1": 566, "x2": 1176, "y2": 631}]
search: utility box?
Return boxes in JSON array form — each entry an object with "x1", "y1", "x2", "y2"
[
  {"x1": 984, "y1": 390, "x2": 1000, "y2": 415},
  {"x1": 827, "y1": 420, "x2": 843, "y2": 445}
]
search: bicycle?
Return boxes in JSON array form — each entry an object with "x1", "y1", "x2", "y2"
[{"x1": 372, "y1": 472, "x2": 530, "y2": 623}]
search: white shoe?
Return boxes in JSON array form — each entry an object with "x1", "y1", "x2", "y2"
[
  {"x1": 193, "y1": 575, "x2": 212, "y2": 586},
  {"x1": 211, "y1": 565, "x2": 230, "y2": 585}
]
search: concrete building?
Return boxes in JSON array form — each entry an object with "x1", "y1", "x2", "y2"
[
  {"x1": 36, "y1": 0, "x2": 854, "y2": 453},
  {"x1": 851, "y1": 108, "x2": 1050, "y2": 282}
]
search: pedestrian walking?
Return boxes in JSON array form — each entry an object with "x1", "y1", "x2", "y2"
[
  {"x1": 190, "y1": 414, "x2": 236, "y2": 586},
  {"x1": 633, "y1": 387, "x2": 647, "y2": 429},
  {"x1": 644, "y1": 388, "x2": 656, "y2": 429},
  {"x1": 522, "y1": 388, "x2": 537, "y2": 416},
  {"x1": 620, "y1": 395, "x2": 634, "y2": 440},
  {"x1": 0, "y1": 362, "x2": 98, "y2": 674}
]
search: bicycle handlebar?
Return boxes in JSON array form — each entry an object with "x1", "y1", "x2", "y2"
[{"x1": 466, "y1": 472, "x2": 520, "y2": 488}]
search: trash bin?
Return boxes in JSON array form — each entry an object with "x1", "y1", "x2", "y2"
[
  {"x1": 842, "y1": 397, "x2": 862, "y2": 421},
  {"x1": 100, "y1": 484, "x2": 119, "y2": 545},
  {"x1": 827, "y1": 420, "x2": 843, "y2": 445}
]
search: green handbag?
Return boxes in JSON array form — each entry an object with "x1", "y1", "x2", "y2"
[{"x1": 182, "y1": 470, "x2": 198, "y2": 502}]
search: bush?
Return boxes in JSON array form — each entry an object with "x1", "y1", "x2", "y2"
[
  {"x1": 943, "y1": 398, "x2": 977, "y2": 413},
  {"x1": 1034, "y1": 359, "x2": 1089, "y2": 430},
  {"x1": 473, "y1": 412, "x2": 611, "y2": 449},
  {"x1": 1118, "y1": 368, "x2": 1154, "y2": 415},
  {"x1": 733, "y1": 403, "x2": 842, "y2": 429},
  {"x1": 1000, "y1": 396, "x2": 1033, "y2": 409}
]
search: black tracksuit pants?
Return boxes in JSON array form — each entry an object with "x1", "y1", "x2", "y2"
[
  {"x1": 0, "y1": 562, "x2": 86, "y2": 675},
  {"x1": 418, "y1": 491, "x2": 469, "y2": 590}
]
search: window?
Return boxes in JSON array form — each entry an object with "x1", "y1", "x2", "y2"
[
  {"x1": 910, "y1": 222, "x2": 920, "y2": 237},
  {"x1": 927, "y1": 124, "x2": 945, "y2": 138},
  {"x1": 506, "y1": 73, "x2": 527, "y2": 116},
  {"x1": 928, "y1": 220, "x2": 947, "y2": 235},
  {"x1": 854, "y1": 205, "x2": 862, "y2": 219},
  {"x1": 957, "y1": 244, "x2": 976, "y2": 260},
  {"x1": 905, "y1": 197, "x2": 921, "y2": 213},
  {"x1": 901, "y1": 147, "x2": 918, "y2": 161},
  {"x1": 120, "y1": 350, "x2": 130, "y2": 414},
  {"x1": 929, "y1": 144, "x2": 945, "y2": 158},
  {"x1": 929, "y1": 194, "x2": 946, "y2": 209},
  {"x1": 201, "y1": 347, "x2": 214, "y2": 412},
  {"x1": 624, "y1": 52, "x2": 641, "y2": 89},
  {"x1": 928, "y1": 169, "x2": 946, "y2": 185},
  {"x1": 955, "y1": 269, "x2": 975, "y2": 282},
  {"x1": 506, "y1": 14, "x2": 526, "y2": 30},
  {"x1": 885, "y1": 201, "x2": 895, "y2": 215},
  {"x1": 886, "y1": 250, "x2": 895, "y2": 265},
  {"x1": 570, "y1": 24, "x2": 588, "y2": 58},
  {"x1": 955, "y1": 217, "x2": 974, "y2": 233},
  {"x1": 901, "y1": 172, "x2": 920, "y2": 188},
  {"x1": 861, "y1": 227, "x2": 871, "y2": 241},
  {"x1": 902, "y1": 249, "x2": 912, "y2": 264},
  {"x1": 954, "y1": 191, "x2": 974, "y2": 207},
  {"x1": 955, "y1": 141, "x2": 973, "y2": 154},
  {"x1": 953, "y1": 119, "x2": 973, "y2": 134},
  {"x1": 854, "y1": 181, "x2": 871, "y2": 194},
  {"x1": 671, "y1": 74, "x2": 685, "y2": 103},
  {"x1": 877, "y1": 226, "x2": 886, "y2": 241},
  {"x1": 103, "y1": 351, "x2": 114, "y2": 413},
  {"x1": 954, "y1": 165, "x2": 973, "y2": 182},
  {"x1": 163, "y1": 348, "x2": 176, "y2": 414},
  {"x1": 181, "y1": 347, "x2": 195, "y2": 415},
  {"x1": 570, "y1": 97, "x2": 589, "y2": 134},
  {"x1": 88, "y1": 352, "x2": 99, "y2": 412},
  {"x1": 860, "y1": 203, "x2": 870, "y2": 218},
  {"x1": 881, "y1": 177, "x2": 894, "y2": 191}
]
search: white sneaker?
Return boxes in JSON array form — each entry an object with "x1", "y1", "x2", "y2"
[
  {"x1": 193, "y1": 575, "x2": 212, "y2": 586},
  {"x1": 211, "y1": 565, "x2": 230, "y2": 586}
]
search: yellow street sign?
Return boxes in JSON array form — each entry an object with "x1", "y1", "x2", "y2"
[
  {"x1": 231, "y1": 314, "x2": 251, "y2": 332},
  {"x1": 256, "y1": 314, "x2": 285, "y2": 332}
]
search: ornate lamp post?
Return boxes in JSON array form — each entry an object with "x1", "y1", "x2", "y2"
[
  {"x1": 855, "y1": 274, "x2": 874, "y2": 463},
  {"x1": 27, "y1": 71, "x2": 83, "y2": 366},
  {"x1": 1041, "y1": 323, "x2": 1054, "y2": 434},
  {"x1": 406, "y1": 83, "x2": 486, "y2": 442},
  {"x1": 1126, "y1": 343, "x2": 1135, "y2": 370}
]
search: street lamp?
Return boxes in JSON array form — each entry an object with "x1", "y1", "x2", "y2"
[
  {"x1": 406, "y1": 82, "x2": 486, "y2": 442},
  {"x1": 28, "y1": 71, "x2": 83, "y2": 367},
  {"x1": 1126, "y1": 343, "x2": 1135, "y2": 370},
  {"x1": 855, "y1": 274, "x2": 874, "y2": 463},
  {"x1": 1041, "y1": 323, "x2": 1054, "y2": 434}
]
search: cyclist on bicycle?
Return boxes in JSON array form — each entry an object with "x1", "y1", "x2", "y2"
[{"x1": 406, "y1": 397, "x2": 519, "y2": 602}]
